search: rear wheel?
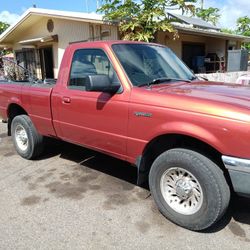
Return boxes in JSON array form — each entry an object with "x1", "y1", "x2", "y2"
[
  {"x1": 11, "y1": 115, "x2": 44, "y2": 159},
  {"x1": 149, "y1": 148, "x2": 230, "y2": 231}
]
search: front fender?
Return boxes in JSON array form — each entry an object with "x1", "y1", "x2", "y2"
[{"x1": 149, "y1": 120, "x2": 227, "y2": 155}]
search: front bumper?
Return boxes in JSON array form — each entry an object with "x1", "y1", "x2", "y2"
[{"x1": 222, "y1": 155, "x2": 250, "y2": 197}]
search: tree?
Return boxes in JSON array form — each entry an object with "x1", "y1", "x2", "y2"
[
  {"x1": 0, "y1": 21, "x2": 10, "y2": 55},
  {"x1": 98, "y1": 0, "x2": 197, "y2": 42},
  {"x1": 236, "y1": 16, "x2": 250, "y2": 50},
  {"x1": 195, "y1": 7, "x2": 220, "y2": 25},
  {"x1": 0, "y1": 21, "x2": 9, "y2": 35},
  {"x1": 236, "y1": 16, "x2": 250, "y2": 36},
  {"x1": 221, "y1": 28, "x2": 235, "y2": 35}
]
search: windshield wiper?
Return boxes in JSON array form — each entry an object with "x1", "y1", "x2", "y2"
[
  {"x1": 138, "y1": 77, "x2": 191, "y2": 87},
  {"x1": 194, "y1": 75, "x2": 208, "y2": 81}
]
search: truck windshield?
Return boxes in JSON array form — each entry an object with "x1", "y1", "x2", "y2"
[{"x1": 112, "y1": 44, "x2": 195, "y2": 87}]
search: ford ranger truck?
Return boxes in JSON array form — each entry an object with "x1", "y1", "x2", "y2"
[{"x1": 0, "y1": 41, "x2": 250, "y2": 231}]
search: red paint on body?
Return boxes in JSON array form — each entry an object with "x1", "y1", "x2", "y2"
[{"x1": 0, "y1": 41, "x2": 249, "y2": 163}]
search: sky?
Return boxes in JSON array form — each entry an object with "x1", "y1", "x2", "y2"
[{"x1": 0, "y1": 0, "x2": 249, "y2": 29}]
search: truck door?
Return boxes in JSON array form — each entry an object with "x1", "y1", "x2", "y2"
[{"x1": 53, "y1": 48, "x2": 129, "y2": 159}]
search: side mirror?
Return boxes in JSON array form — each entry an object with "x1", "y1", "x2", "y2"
[{"x1": 85, "y1": 75, "x2": 121, "y2": 93}]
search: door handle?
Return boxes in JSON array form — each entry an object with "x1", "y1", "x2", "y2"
[{"x1": 62, "y1": 96, "x2": 71, "y2": 104}]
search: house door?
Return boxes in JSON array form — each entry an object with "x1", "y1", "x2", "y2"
[
  {"x1": 182, "y1": 43, "x2": 205, "y2": 73},
  {"x1": 39, "y1": 47, "x2": 54, "y2": 79}
]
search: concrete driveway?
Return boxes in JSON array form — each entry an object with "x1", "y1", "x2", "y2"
[{"x1": 0, "y1": 122, "x2": 250, "y2": 250}]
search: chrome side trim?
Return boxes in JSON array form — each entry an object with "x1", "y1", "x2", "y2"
[{"x1": 222, "y1": 155, "x2": 250, "y2": 173}]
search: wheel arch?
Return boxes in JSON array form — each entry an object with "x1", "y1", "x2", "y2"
[
  {"x1": 7, "y1": 103, "x2": 28, "y2": 135},
  {"x1": 137, "y1": 133, "x2": 230, "y2": 186}
]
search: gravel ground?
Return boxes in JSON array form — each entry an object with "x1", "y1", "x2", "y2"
[{"x1": 0, "y1": 122, "x2": 250, "y2": 250}]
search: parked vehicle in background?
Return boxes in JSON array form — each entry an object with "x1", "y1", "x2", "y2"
[
  {"x1": 236, "y1": 74, "x2": 250, "y2": 85},
  {"x1": 0, "y1": 41, "x2": 250, "y2": 231}
]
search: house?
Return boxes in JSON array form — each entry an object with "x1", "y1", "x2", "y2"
[
  {"x1": 0, "y1": 8, "x2": 118, "y2": 79},
  {"x1": 0, "y1": 7, "x2": 249, "y2": 79},
  {"x1": 158, "y1": 13, "x2": 250, "y2": 73}
]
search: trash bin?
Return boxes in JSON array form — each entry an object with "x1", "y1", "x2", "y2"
[{"x1": 227, "y1": 49, "x2": 248, "y2": 72}]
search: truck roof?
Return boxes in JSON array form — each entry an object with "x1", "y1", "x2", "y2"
[{"x1": 67, "y1": 40, "x2": 164, "y2": 50}]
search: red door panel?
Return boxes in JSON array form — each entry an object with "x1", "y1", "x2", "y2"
[
  {"x1": 54, "y1": 89, "x2": 129, "y2": 159},
  {"x1": 51, "y1": 48, "x2": 130, "y2": 159}
]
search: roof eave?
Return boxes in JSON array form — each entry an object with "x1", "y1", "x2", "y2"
[
  {"x1": 0, "y1": 8, "x2": 105, "y2": 44},
  {"x1": 175, "y1": 25, "x2": 250, "y2": 41},
  {"x1": 0, "y1": 9, "x2": 32, "y2": 43},
  {"x1": 31, "y1": 9, "x2": 104, "y2": 24}
]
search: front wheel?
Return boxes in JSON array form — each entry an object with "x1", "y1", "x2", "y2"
[
  {"x1": 149, "y1": 148, "x2": 230, "y2": 231},
  {"x1": 11, "y1": 115, "x2": 44, "y2": 159}
]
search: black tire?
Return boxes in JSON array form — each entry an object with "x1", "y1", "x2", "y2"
[
  {"x1": 11, "y1": 115, "x2": 44, "y2": 159},
  {"x1": 149, "y1": 148, "x2": 230, "y2": 231}
]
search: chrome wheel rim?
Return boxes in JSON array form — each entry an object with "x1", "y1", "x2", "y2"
[
  {"x1": 160, "y1": 167, "x2": 203, "y2": 215},
  {"x1": 15, "y1": 124, "x2": 29, "y2": 152}
]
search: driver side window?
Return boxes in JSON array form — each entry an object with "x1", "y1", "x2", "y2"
[{"x1": 69, "y1": 48, "x2": 120, "y2": 90}]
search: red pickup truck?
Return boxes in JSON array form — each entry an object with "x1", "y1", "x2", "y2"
[{"x1": 0, "y1": 41, "x2": 250, "y2": 231}]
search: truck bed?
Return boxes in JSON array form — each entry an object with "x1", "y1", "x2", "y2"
[{"x1": 0, "y1": 80, "x2": 57, "y2": 137}]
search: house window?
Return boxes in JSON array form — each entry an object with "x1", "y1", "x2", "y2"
[
  {"x1": 89, "y1": 25, "x2": 101, "y2": 41},
  {"x1": 15, "y1": 49, "x2": 39, "y2": 78}
]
